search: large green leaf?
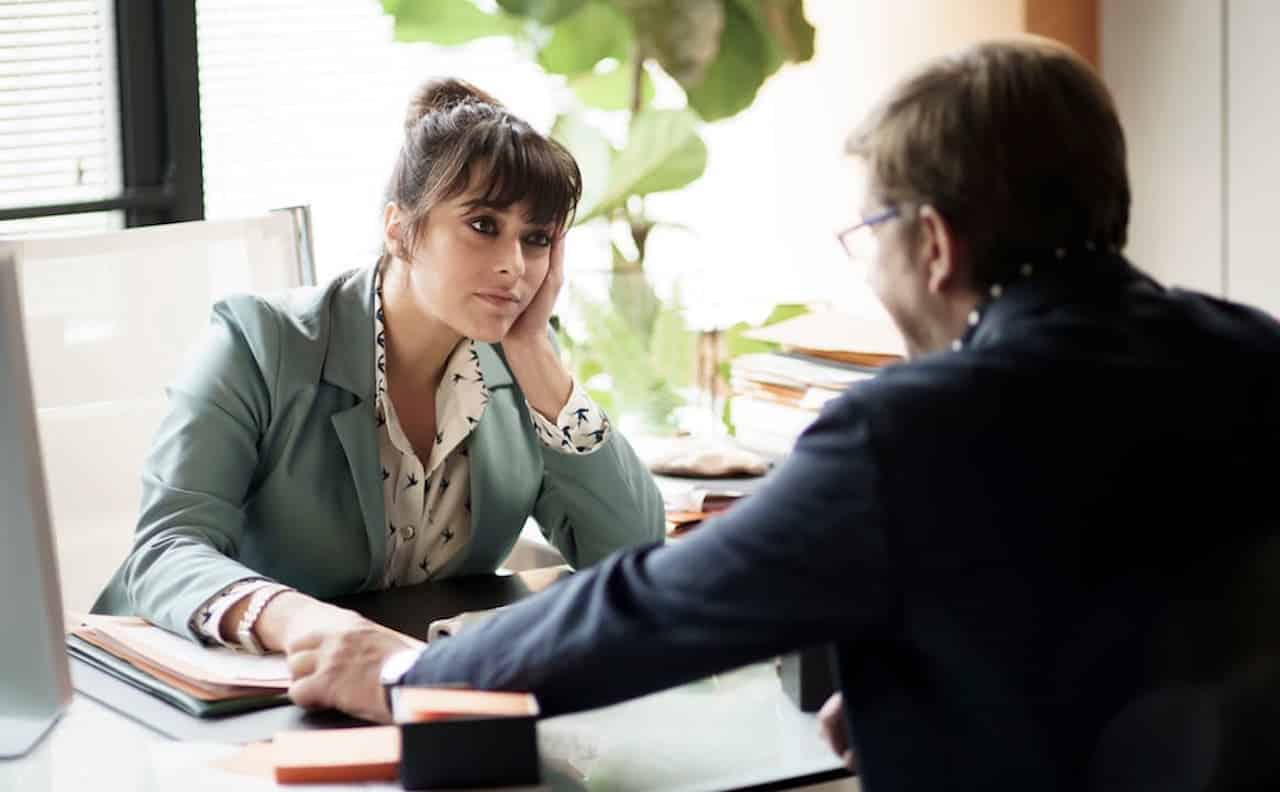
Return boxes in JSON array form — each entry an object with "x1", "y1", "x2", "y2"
[
  {"x1": 567, "y1": 64, "x2": 655, "y2": 111},
  {"x1": 760, "y1": 0, "x2": 815, "y2": 64},
  {"x1": 550, "y1": 113, "x2": 613, "y2": 222},
  {"x1": 537, "y1": 1, "x2": 632, "y2": 76},
  {"x1": 496, "y1": 0, "x2": 587, "y2": 24},
  {"x1": 684, "y1": 0, "x2": 770, "y2": 121},
  {"x1": 579, "y1": 108, "x2": 707, "y2": 221},
  {"x1": 570, "y1": 286, "x2": 683, "y2": 431},
  {"x1": 650, "y1": 290, "x2": 694, "y2": 391},
  {"x1": 616, "y1": 0, "x2": 724, "y2": 87},
  {"x1": 609, "y1": 266, "x2": 661, "y2": 341},
  {"x1": 384, "y1": 0, "x2": 524, "y2": 45}
]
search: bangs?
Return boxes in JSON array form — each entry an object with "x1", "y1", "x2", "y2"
[{"x1": 439, "y1": 121, "x2": 582, "y2": 229}]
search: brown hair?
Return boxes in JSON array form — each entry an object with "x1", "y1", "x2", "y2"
[
  {"x1": 384, "y1": 77, "x2": 582, "y2": 258},
  {"x1": 846, "y1": 37, "x2": 1130, "y2": 288}
]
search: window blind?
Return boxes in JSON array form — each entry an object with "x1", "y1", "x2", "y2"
[{"x1": 0, "y1": 0, "x2": 122, "y2": 236}]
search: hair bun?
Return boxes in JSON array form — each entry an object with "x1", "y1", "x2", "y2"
[{"x1": 405, "y1": 77, "x2": 503, "y2": 131}]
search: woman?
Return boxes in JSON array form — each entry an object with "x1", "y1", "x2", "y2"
[{"x1": 92, "y1": 78, "x2": 665, "y2": 652}]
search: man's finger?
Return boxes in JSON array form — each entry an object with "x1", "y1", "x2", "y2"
[
  {"x1": 285, "y1": 630, "x2": 326, "y2": 656},
  {"x1": 817, "y1": 692, "x2": 848, "y2": 756},
  {"x1": 286, "y1": 649, "x2": 317, "y2": 681},
  {"x1": 288, "y1": 675, "x2": 330, "y2": 711}
]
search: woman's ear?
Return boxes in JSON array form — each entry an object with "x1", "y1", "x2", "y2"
[{"x1": 383, "y1": 202, "x2": 405, "y2": 260}]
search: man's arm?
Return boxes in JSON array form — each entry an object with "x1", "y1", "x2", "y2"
[{"x1": 405, "y1": 392, "x2": 898, "y2": 716}]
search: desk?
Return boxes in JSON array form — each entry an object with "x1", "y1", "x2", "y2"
[{"x1": 3, "y1": 569, "x2": 851, "y2": 791}]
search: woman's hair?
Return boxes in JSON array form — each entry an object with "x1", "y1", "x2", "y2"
[
  {"x1": 846, "y1": 37, "x2": 1130, "y2": 288},
  {"x1": 384, "y1": 77, "x2": 582, "y2": 257}
]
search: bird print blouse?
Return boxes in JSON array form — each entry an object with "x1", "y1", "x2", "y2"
[{"x1": 190, "y1": 267, "x2": 610, "y2": 648}]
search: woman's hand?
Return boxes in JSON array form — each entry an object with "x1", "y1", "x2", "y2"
[
  {"x1": 250, "y1": 591, "x2": 370, "y2": 653},
  {"x1": 505, "y1": 231, "x2": 565, "y2": 345},
  {"x1": 502, "y1": 232, "x2": 573, "y2": 419}
]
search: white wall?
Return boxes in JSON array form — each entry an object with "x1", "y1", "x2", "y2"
[
  {"x1": 1226, "y1": 0, "x2": 1280, "y2": 315},
  {"x1": 1103, "y1": 0, "x2": 1280, "y2": 316},
  {"x1": 1102, "y1": 0, "x2": 1224, "y2": 296}
]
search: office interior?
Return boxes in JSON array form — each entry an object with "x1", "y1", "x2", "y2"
[{"x1": 1, "y1": 1, "x2": 1277, "y2": 791}]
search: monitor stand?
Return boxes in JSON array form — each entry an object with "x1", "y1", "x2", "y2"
[
  {"x1": 0, "y1": 713, "x2": 65, "y2": 759},
  {"x1": 0, "y1": 254, "x2": 73, "y2": 758}
]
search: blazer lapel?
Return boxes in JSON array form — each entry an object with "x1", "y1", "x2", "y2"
[
  {"x1": 459, "y1": 342, "x2": 536, "y2": 574},
  {"x1": 320, "y1": 266, "x2": 387, "y2": 589}
]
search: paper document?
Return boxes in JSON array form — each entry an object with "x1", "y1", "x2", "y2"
[
  {"x1": 745, "y1": 309, "x2": 906, "y2": 356},
  {"x1": 75, "y1": 614, "x2": 290, "y2": 688}
]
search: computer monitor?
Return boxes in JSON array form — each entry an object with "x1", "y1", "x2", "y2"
[{"x1": 0, "y1": 251, "x2": 72, "y2": 758}]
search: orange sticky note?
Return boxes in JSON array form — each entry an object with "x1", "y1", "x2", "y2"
[{"x1": 272, "y1": 725, "x2": 400, "y2": 784}]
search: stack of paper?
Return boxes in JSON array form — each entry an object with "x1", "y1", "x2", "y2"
[
  {"x1": 731, "y1": 310, "x2": 903, "y2": 455},
  {"x1": 67, "y1": 614, "x2": 291, "y2": 717}
]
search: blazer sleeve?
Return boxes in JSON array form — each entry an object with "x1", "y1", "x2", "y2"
[
  {"x1": 407, "y1": 390, "x2": 897, "y2": 716},
  {"x1": 94, "y1": 296, "x2": 281, "y2": 640},
  {"x1": 531, "y1": 423, "x2": 666, "y2": 568}
]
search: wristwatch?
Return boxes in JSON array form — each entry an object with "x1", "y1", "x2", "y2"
[{"x1": 379, "y1": 648, "x2": 422, "y2": 717}]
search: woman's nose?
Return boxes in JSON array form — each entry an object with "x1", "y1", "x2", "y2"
[{"x1": 496, "y1": 238, "x2": 525, "y2": 279}]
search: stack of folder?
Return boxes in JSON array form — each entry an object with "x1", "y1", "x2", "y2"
[
  {"x1": 731, "y1": 310, "x2": 904, "y2": 456},
  {"x1": 67, "y1": 614, "x2": 292, "y2": 717}
]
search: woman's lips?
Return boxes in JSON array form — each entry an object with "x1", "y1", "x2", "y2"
[{"x1": 475, "y1": 290, "x2": 521, "y2": 311}]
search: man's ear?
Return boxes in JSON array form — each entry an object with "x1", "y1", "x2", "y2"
[{"x1": 916, "y1": 205, "x2": 964, "y2": 295}]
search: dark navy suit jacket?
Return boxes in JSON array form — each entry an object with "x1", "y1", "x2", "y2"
[{"x1": 407, "y1": 254, "x2": 1280, "y2": 791}]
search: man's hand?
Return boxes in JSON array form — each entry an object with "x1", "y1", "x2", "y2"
[
  {"x1": 817, "y1": 692, "x2": 858, "y2": 772},
  {"x1": 285, "y1": 624, "x2": 419, "y2": 723}
]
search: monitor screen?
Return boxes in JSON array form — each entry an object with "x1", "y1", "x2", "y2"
[{"x1": 0, "y1": 251, "x2": 72, "y2": 758}]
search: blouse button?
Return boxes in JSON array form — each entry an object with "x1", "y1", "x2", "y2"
[{"x1": 401, "y1": 524, "x2": 416, "y2": 541}]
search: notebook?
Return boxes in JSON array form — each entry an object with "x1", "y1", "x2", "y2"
[{"x1": 66, "y1": 614, "x2": 291, "y2": 717}]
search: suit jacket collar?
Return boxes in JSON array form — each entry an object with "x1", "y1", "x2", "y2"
[
  {"x1": 318, "y1": 264, "x2": 514, "y2": 401},
  {"x1": 967, "y1": 252, "x2": 1155, "y2": 350}
]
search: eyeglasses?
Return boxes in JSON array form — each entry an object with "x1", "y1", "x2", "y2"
[{"x1": 835, "y1": 207, "x2": 900, "y2": 261}]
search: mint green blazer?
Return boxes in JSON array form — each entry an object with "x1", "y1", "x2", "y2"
[{"x1": 92, "y1": 265, "x2": 664, "y2": 640}]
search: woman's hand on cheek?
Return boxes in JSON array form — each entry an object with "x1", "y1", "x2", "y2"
[{"x1": 506, "y1": 232, "x2": 565, "y2": 343}]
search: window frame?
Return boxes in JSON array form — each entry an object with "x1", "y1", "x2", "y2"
[{"x1": 0, "y1": 0, "x2": 203, "y2": 227}]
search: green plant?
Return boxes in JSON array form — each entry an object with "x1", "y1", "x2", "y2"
[{"x1": 381, "y1": 0, "x2": 817, "y2": 432}]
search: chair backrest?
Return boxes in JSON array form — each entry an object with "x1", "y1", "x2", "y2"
[{"x1": 4, "y1": 207, "x2": 316, "y2": 613}]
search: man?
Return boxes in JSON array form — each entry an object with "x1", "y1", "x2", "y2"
[{"x1": 286, "y1": 38, "x2": 1280, "y2": 790}]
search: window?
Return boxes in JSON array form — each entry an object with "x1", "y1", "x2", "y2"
[{"x1": 0, "y1": 0, "x2": 123, "y2": 236}]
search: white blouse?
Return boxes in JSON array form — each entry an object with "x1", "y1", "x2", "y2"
[{"x1": 189, "y1": 267, "x2": 610, "y2": 648}]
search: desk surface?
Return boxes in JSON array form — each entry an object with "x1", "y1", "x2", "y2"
[{"x1": 5, "y1": 567, "x2": 849, "y2": 791}]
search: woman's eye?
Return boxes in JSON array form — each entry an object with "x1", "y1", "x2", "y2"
[
  {"x1": 524, "y1": 232, "x2": 551, "y2": 248},
  {"x1": 469, "y1": 217, "x2": 497, "y2": 235}
]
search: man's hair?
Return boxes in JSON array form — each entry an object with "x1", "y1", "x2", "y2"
[{"x1": 846, "y1": 37, "x2": 1130, "y2": 288}]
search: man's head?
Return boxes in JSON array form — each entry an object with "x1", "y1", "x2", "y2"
[{"x1": 844, "y1": 37, "x2": 1130, "y2": 357}]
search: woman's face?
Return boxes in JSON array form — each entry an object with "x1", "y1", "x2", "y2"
[{"x1": 385, "y1": 179, "x2": 556, "y2": 344}]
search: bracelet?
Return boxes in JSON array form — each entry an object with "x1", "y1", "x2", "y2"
[{"x1": 235, "y1": 585, "x2": 291, "y2": 655}]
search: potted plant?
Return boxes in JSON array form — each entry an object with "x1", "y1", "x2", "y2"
[{"x1": 381, "y1": 0, "x2": 816, "y2": 433}]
